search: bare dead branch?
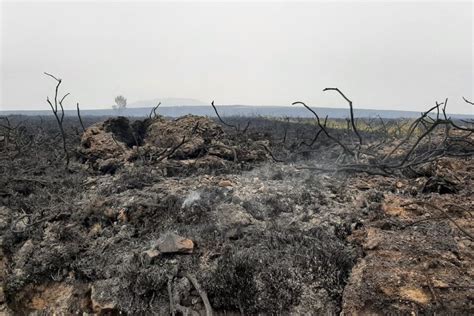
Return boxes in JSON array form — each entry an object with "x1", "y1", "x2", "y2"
[
  {"x1": 156, "y1": 136, "x2": 188, "y2": 162},
  {"x1": 211, "y1": 101, "x2": 250, "y2": 133},
  {"x1": 292, "y1": 101, "x2": 355, "y2": 157},
  {"x1": 149, "y1": 102, "x2": 161, "y2": 119},
  {"x1": 44, "y1": 72, "x2": 69, "y2": 166},
  {"x1": 401, "y1": 201, "x2": 473, "y2": 241},
  {"x1": 185, "y1": 273, "x2": 213, "y2": 316},
  {"x1": 211, "y1": 100, "x2": 238, "y2": 130},
  {"x1": 76, "y1": 103, "x2": 85, "y2": 132},
  {"x1": 323, "y1": 87, "x2": 363, "y2": 146},
  {"x1": 462, "y1": 96, "x2": 474, "y2": 106},
  {"x1": 259, "y1": 143, "x2": 285, "y2": 163}
]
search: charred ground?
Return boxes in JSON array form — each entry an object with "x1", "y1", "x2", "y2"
[{"x1": 0, "y1": 105, "x2": 473, "y2": 314}]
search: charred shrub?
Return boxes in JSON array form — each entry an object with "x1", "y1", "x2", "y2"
[
  {"x1": 241, "y1": 200, "x2": 266, "y2": 220},
  {"x1": 206, "y1": 225, "x2": 357, "y2": 314},
  {"x1": 127, "y1": 194, "x2": 181, "y2": 236},
  {"x1": 367, "y1": 189, "x2": 384, "y2": 203},
  {"x1": 99, "y1": 167, "x2": 160, "y2": 195},
  {"x1": 265, "y1": 194, "x2": 294, "y2": 216},
  {"x1": 116, "y1": 260, "x2": 169, "y2": 313},
  {"x1": 131, "y1": 119, "x2": 150, "y2": 145},
  {"x1": 422, "y1": 176, "x2": 459, "y2": 194},
  {"x1": 207, "y1": 248, "x2": 301, "y2": 314},
  {"x1": 270, "y1": 226, "x2": 358, "y2": 301},
  {"x1": 207, "y1": 249, "x2": 258, "y2": 313},
  {"x1": 103, "y1": 117, "x2": 137, "y2": 147}
]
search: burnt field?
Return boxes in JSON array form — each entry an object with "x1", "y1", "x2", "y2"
[{"x1": 0, "y1": 99, "x2": 473, "y2": 314}]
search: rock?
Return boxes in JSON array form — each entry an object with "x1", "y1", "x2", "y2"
[
  {"x1": 9, "y1": 282, "x2": 91, "y2": 314},
  {"x1": 215, "y1": 203, "x2": 254, "y2": 229},
  {"x1": 218, "y1": 180, "x2": 233, "y2": 188},
  {"x1": 117, "y1": 208, "x2": 128, "y2": 222},
  {"x1": 91, "y1": 278, "x2": 122, "y2": 314},
  {"x1": 399, "y1": 286, "x2": 430, "y2": 305},
  {"x1": 143, "y1": 249, "x2": 160, "y2": 263},
  {"x1": 362, "y1": 228, "x2": 383, "y2": 251},
  {"x1": 88, "y1": 223, "x2": 102, "y2": 237},
  {"x1": 103, "y1": 207, "x2": 116, "y2": 219},
  {"x1": 157, "y1": 233, "x2": 194, "y2": 254}
]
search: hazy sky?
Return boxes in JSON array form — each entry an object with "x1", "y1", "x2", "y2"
[{"x1": 1, "y1": 1, "x2": 473, "y2": 114}]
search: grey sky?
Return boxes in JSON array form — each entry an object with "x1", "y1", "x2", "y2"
[{"x1": 1, "y1": 1, "x2": 473, "y2": 114}]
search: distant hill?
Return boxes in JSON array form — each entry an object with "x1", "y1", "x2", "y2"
[
  {"x1": 1, "y1": 105, "x2": 472, "y2": 120},
  {"x1": 127, "y1": 98, "x2": 206, "y2": 108}
]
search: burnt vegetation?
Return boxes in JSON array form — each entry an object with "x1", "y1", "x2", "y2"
[{"x1": 0, "y1": 76, "x2": 473, "y2": 314}]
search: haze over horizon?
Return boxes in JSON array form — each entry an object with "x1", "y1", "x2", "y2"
[{"x1": 1, "y1": 1, "x2": 473, "y2": 114}]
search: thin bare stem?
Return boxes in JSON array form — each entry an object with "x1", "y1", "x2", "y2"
[{"x1": 323, "y1": 88, "x2": 363, "y2": 146}]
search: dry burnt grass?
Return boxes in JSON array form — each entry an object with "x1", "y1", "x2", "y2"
[{"x1": 0, "y1": 113, "x2": 473, "y2": 315}]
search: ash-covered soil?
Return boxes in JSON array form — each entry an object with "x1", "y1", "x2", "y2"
[{"x1": 0, "y1": 114, "x2": 472, "y2": 315}]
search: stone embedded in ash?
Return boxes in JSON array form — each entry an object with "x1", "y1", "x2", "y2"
[
  {"x1": 91, "y1": 279, "x2": 121, "y2": 314},
  {"x1": 157, "y1": 232, "x2": 194, "y2": 254},
  {"x1": 117, "y1": 208, "x2": 128, "y2": 222},
  {"x1": 218, "y1": 180, "x2": 233, "y2": 188},
  {"x1": 142, "y1": 249, "x2": 161, "y2": 264}
]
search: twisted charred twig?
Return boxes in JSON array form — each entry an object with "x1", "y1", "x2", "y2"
[
  {"x1": 296, "y1": 164, "x2": 390, "y2": 176},
  {"x1": 292, "y1": 101, "x2": 355, "y2": 157},
  {"x1": 167, "y1": 276, "x2": 176, "y2": 316},
  {"x1": 76, "y1": 103, "x2": 85, "y2": 132},
  {"x1": 462, "y1": 96, "x2": 474, "y2": 106},
  {"x1": 259, "y1": 143, "x2": 286, "y2": 163},
  {"x1": 401, "y1": 201, "x2": 473, "y2": 241},
  {"x1": 185, "y1": 273, "x2": 213, "y2": 316},
  {"x1": 149, "y1": 102, "x2": 161, "y2": 119},
  {"x1": 156, "y1": 136, "x2": 188, "y2": 162},
  {"x1": 211, "y1": 101, "x2": 250, "y2": 133},
  {"x1": 208, "y1": 143, "x2": 237, "y2": 162},
  {"x1": 11, "y1": 211, "x2": 68, "y2": 233},
  {"x1": 382, "y1": 102, "x2": 442, "y2": 162},
  {"x1": 0, "y1": 117, "x2": 33, "y2": 159},
  {"x1": 0, "y1": 116, "x2": 12, "y2": 148},
  {"x1": 281, "y1": 117, "x2": 290, "y2": 144},
  {"x1": 323, "y1": 88, "x2": 363, "y2": 146},
  {"x1": 240, "y1": 120, "x2": 251, "y2": 133},
  {"x1": 299, "y1": 115, "x2": 328, "y2": 148},
  {"x1": 44, "y1": 72, "x2": 70, "y2": 166},
  {"x1": 111, "y1": 134, "x2": 127, "y2": 153},
  {"x1": 295, "y1": 97, "x2": 473, "y2": 175},
  {"x1": 211, "y1": 101, "x2": 238, "y2": 130}
]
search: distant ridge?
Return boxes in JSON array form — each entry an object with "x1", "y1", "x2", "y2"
[
  {"x1": 1, "y1": 105, "x2": 472, "y2": 119},
  {"x1": 127, "y1": 98, "x2": 206, "y2": 108}
]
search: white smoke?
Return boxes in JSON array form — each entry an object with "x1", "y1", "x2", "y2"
[{"x1": 181, "y1": 191, "x2": 201, "y2": 209}]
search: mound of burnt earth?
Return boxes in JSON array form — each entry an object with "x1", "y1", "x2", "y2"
[
  {"x1": 341, "y1": 157, "x2": 474, "y2": 314},
  {"x1": 78, "y1": 115, "x2": 268, "y2": 174}
]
